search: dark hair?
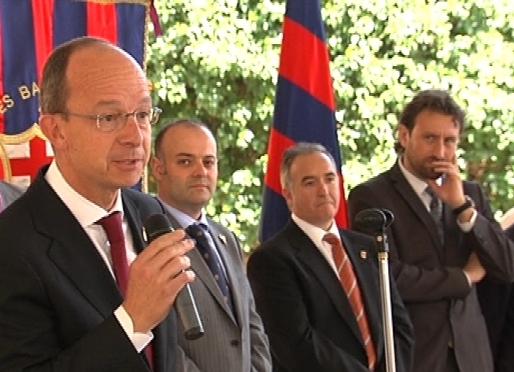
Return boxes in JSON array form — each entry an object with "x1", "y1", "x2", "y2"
[
  {"x1": 280, "y1": 142, "x2": 336, "y2": 189},
  {"x1": 153, "y1": 118, "x2": 212, "y2": 158},
  {"x1": 40, "y1": 36, "x2": 111, "y2": 114},
  {"x1": 395, "y1": 89, "x2": 465, "y2": 153}
]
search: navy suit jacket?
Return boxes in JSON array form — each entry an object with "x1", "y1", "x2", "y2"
[
  {"x1": 0, "y1": 168, "x2": 177, "y2": 371},
  {"x1": 247, "y1": 220, "x2": 413, "y2": 372}
]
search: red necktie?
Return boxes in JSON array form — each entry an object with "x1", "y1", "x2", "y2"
[
  {"x1": 324, "y1": 233, "x2": 377, "y2": 370},
  {"x1": 97, "y1": 212, "x2": 154, "y2": 371}
]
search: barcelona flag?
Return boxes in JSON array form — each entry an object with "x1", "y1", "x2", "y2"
[
  {"x1": 259, "y1": 0, "x2": 348, "y2": 242},
  {"x1": 0, "y1": 0, "x2": 148, "y2": 186}
]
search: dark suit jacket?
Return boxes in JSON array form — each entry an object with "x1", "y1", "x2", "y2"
[
  {"x1": 164, "y1": 212, "x2": 272, "y2": 372},
  {"x1": 247, "y1": 220, "x2": 414, "y2": 372},
  {"x1": 0, "y1": 168, "x2": 177, "y2": 371},
  {"x1": 348, "y1": 161, "x2": 514, "y2": 372},
  {"x1": 477, "y1": 224, "x2": 514, "y2": 372}
]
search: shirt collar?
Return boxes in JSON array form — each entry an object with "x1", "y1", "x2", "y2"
[
  {"x1": 398, "y1": 157, "x2": 440, "y2": 198},
  {"x1": 291, "y1": 213, "x2": 340, "y2": 247},
  {"x1": 157, "y1": 198, "x2": 208, "y2": 228},
  {"x1": 45, "y1": 161, "x2": 123, "y2": 228}
]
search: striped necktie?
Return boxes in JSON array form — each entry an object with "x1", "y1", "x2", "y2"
[{"x1": 324, "y1": 232, "x2": 376, "y2": 370}]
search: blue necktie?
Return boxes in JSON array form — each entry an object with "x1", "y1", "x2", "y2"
[{"x1": 186, "y1": 223, "x2": 234, "y2": 314}]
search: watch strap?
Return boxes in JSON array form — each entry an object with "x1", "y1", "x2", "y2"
[{"x1": 452, "y1": 196, "x2": 474, "y2": 216}]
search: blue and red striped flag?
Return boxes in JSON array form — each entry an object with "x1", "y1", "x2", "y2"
[
  {"x1": 259, "y1": 0, "x2": 348, "y2": 242},
  {"x1": 0, "y1": 0, "x2": 148, "y2": 186}
]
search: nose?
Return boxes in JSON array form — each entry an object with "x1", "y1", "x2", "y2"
[
  {"x1": 192, "y1": 160, "x2": 208, "y2": 176},
  {"x1": 317, "y1": 180, "x2": 329, "y2": 195},
  {"x1": 433, "y1": 139, "x2": 446, "y2": 159}
]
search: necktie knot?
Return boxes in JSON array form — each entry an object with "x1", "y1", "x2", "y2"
[
  {"x1": 322, "y1": 232, "x2": 340, "y2": 246},
  {"x1": 96, "y1": 211, "x2": 124, "y2": 245}
]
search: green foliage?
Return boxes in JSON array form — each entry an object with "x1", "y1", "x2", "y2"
[{"x1": 148, "y1": 0, "x2": 514, "y2": 252}]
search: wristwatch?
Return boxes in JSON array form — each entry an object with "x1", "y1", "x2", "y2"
[{"x1": 452, "y1": 196, "x2": 475, "y2": 216}]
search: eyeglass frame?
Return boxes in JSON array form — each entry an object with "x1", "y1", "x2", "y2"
[{"x1": 55, "y1": 107, "x2": 162, "y2": 133}]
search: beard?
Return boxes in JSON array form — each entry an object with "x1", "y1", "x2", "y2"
[{"x1": 404, "y1": 155, "x2": 444, "y2": 180}]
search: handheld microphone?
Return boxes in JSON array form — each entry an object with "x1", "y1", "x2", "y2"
[{"x1": 144, "y1": 214, "x2": 205, "y2": 340}]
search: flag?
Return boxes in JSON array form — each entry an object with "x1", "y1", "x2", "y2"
[
  {"x1": 259, "y1": 0, "x2": 348, "y2": 242},
  {"x1": 0, "y1": 0, "x2": 148, "y2": 187}
]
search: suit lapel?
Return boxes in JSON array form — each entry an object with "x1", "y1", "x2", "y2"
[
  {"x1": 122, "y1": 193, "x2": 146, "y2": 254},
  {"x1": 209, "y1": 223, "x2": 240, "y2": 323},
  {"x1": 165, "y1": 212, "x2": 236, "y2": 321},
  {"x1": 30, "y1": 174, "x2": 122, "y2": 318},
  {"x1": 390, "y1": 163, "x2": 444, "y2": 255},
  {"x1": 288, "y1": 223, "x2": 363, "y2": 343}
]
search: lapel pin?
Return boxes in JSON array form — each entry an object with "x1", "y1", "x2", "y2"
[
  {"x1": 360, "y1": 250, "x2": 367, "y2": 260},
  {"x1": 219, "y1": 234, "x2": 227, "y2": 245}
]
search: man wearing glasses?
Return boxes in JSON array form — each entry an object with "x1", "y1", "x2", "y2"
[{"x1": 0, "y1": 37, "x2": 194, "y2": 371}]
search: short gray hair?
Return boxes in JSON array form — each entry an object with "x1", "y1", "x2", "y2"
[{"x1": 279, "y1": 142, "x2": 336, "y2": 189}]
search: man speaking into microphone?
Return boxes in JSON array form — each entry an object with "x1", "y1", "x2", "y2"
[
  {"x1": 247, "y1": 142, "x2": 413, "y2": 372},
  {"x1": 0, "y1": 37, "x2": 194, "y2": 371}
]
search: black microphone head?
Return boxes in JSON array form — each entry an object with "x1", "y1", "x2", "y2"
[
  {"x1": 354, "y1": 208, "x2": 393, "y2": 233},
  {"x1": 143, "y1": 214, "x2": 173, "y2": 243},
  {"x1": 381, "y1": 209, "x2": 395, "y2": 228}
]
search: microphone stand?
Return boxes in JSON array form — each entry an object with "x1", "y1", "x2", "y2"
[
  {"x1": 354, "y1": 209, "x2": 396, "y2": 372},
  {"x1": 373, "y1": 225, "x2": 396, "y2": 372}
]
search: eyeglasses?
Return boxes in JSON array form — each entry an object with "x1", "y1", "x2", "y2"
[{"x1": 59, "y1": 107, "x2": 162, "y2": 133}]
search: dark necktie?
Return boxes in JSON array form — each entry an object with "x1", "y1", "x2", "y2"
[
  {"x1": 426, "y1": 187, "x2": 444, "y2": 243},
  {"x1": 186, "y1": 223, "x2": 235, "y2": 314},
  {"x1": 323, "y1": 233, "x2": 376, "y2": 370},
  {"x1": 96, "y1": 212, "x2": 154, "y2": 370}
]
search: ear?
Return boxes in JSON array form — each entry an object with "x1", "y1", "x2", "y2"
[
  {"x1": 150, "y1": 156, "x2": 165, "y2": 180},
  {"x1": 39, "y1": 114, "x2": 66, "y2": 150},
  {"x1": 398, "y1": 124, "x2": 409, "y2": 148},
  {"x1": 282, "y1": 187, "x2": 293, "y2": 210}
]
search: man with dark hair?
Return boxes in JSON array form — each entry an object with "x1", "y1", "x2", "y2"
[
  {"x1": 348, "y1": 89, "x2": 514, "y2": 372},
  {"x1": 151, "y1": 119, "x2": 271, "y2": 372},
  {"x1": 247, "y1": 142, "x2": 413, "y2": 372},
  {"x1": 0, "y1": 37, "x2": 195, "y2": 371}
]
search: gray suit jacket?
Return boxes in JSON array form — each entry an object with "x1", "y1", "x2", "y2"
[
  {"x1": 0, "y1": 180, "x2": 24, "y2": 211},
  {"x1": 348, "y1": 161, "x2": 514, "y2": 372},
  {"x1": 164, "y1": 211, "x2": 272, "y2": 372}
]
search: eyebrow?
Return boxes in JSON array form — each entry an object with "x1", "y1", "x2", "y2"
[
  {"x1": 93, "y1": 97, "x2": 153, "y2": 109},
  {"x1": 176, "y1": 153, "x2": 217, "y2": 159}
]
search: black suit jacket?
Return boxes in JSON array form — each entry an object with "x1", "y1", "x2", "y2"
[
  {"x1": 348, "y1": 161, "x2": 514, "y2": 372},
  {"x1": 247, "y1": 220, "x2": 413, "y2": 372},
  {"x1": 0, "y1": 168, "x2": 177, "y2": 371},
  {"x1": 478, "y1": 223, "x2": 514, "y2": 372}
]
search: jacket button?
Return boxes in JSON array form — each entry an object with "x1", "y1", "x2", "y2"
[{"x1": 230, "y1": 340, "x2": 240, "y2": 347}]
